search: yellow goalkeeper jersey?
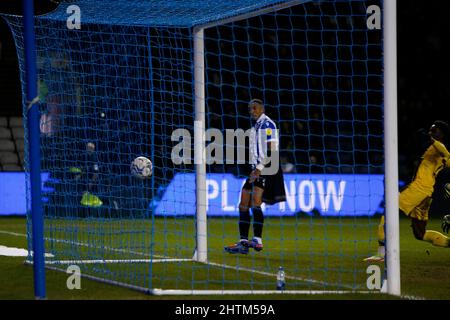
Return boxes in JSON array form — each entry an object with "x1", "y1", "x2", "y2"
[{"x1": 412, "y1": 139, "x2": 450, "y2": 195}]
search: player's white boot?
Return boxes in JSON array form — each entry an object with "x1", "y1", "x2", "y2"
[{"x1": 363, "y1": 246, "x2": 385, "y2": 262}]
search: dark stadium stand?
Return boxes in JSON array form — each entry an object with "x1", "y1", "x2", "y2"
[{"x1": 0, "y1": 116, "x2": 24, "y2": 171}]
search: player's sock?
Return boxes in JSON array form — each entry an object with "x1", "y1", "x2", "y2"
[
  {"x1": 239, "y1": 210, "x2": 251, "y2": 240},
  {"x1": 378, "y1": 215, "x2": 385, "y2": 243},
  {"x1": 252, "y1": 206, "x2": 264, "y2": 239},
  {"x1": 364, "y1": 216, "x2": 385, "y2": 262},
  {"x1": 377, "y1": 242, "x2": 385, "y2": 257},
  {"x1": 377, "y1": 216, "x2": 385, "y2": 256},
  {"x1": 422, "y1": 230, "x2": 450, "y2": 247}
]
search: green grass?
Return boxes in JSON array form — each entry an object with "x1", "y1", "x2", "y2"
[{"x1": 0, "y1": 216, "x2": 448, "y2": 300}]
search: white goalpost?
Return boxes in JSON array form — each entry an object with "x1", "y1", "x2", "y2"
[
  {"x1": 193, "y1": 26, "x2": 208, "y2": 264},
  {"x1": 383, "y1": 0, "x2": 401, "y2": 296}
]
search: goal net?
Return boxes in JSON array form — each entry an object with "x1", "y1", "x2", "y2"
[{"x1": 4, "y1": 0, "x2": 385, "y2": 294}]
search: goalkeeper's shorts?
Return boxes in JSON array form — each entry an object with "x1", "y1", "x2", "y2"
[{"x1": 399, "y1": 183, "x2": 431, "y2": 221}]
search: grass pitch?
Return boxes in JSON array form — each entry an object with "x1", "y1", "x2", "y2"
[{"x1": 0, "y1": 216, "x2": 448, "y2": 300}]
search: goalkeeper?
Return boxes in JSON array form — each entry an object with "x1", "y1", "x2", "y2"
[
  {"x1": 224, "y1": 98, "x2": 286, "y2": 254},
  {"x1": 365, "y1": 120, "x2": 450, "y2": 262}
]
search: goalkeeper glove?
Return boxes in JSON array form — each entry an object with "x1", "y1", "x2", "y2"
[{"x1": 442, "y1": 215, "x2": 450, "y2": 234}]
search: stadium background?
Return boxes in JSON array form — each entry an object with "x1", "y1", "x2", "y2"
[{"x1": 1, "y1": 0, "x2": 449, "y2": 181}]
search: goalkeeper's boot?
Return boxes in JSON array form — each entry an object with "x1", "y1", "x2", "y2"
[
  {"x1": 363, "y1": 244, "x2": 385, "y2": 262},
  {"x1": 224, "y1": 240, "x2": 249, "y2": 254},
  {"x1": 80, "y1": 191, "x2": 103, "y2": 208},
  {"x1": 249, "y1": 238, "x2": 263, "y2": 252},
  {"x1": 363, "y1": 255, "x2": 384, "y2": 263},
  {"x1": 69, "y1": 167, "x2": 82, "y2": 174}
]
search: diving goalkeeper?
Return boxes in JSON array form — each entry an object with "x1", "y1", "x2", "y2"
[{"x1": 365, "y1": 120, "x2": 450, "y2": 262}]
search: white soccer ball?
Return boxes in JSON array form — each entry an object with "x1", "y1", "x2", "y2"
[{"x1": 131, "y1": 156, "x2": 152, "y2": 179}]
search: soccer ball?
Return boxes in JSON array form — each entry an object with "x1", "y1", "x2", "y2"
[{"x1": 131, "y1": 156, "x2": 152, "y2": 179}]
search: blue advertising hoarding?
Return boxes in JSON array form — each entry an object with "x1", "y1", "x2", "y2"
[
  {"x1": 0, "y1": 172, "x2": 50, "y2": 215},
  {"x1": 155, "y1": 173, "x2": 385, "y2": 216},
  {"x1": 0, "y1": 172, "x2": 384, "y2": 216}
]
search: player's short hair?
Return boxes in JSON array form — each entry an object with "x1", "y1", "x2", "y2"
[
  {"x1": 248, "y1": 98, "x2": 264, "y2": 107},
  {"x1": 433, "y1": 120, "x2": 450, "y2": 147}
]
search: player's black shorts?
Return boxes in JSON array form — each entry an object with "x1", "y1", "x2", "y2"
[
  {"x1": 242, "y1": 166, "x2": 286, "y2": 205},
  {"x1": 243, "y1": 176, "x2": 266, "y2": 190}
]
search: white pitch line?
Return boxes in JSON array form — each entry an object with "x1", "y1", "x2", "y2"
[
  {"x1": 0, "y1": 229, "x2": 167, "y2": 259},
  {"x1": 204, "y1": 260, "x2": 353, "y2": 289},
  {"x1": 0, "y1": 230, "x2": 27, "y2": 237},
  {"x1": 44, "y1": 258, "x2": 192, "y2": 265},
  {"x1": 1, "y1": 229, "x2": 335, "y2": 287},
  {"x1": 45, "y1": 236, "x2": 355, "y2": 289},
  {"x1": 0, "y1": 228, "x2": 374, "y2": 289},
  {"x1": 0, "y1": 229, "x2": 426, "y2": 299},
  {"x1": 42, "y1": 237, "x2": 158, "y2": 258}
]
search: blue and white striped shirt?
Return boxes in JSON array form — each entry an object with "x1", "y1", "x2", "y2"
[{"x1": 250, "y1": 114, "x2": 279, "y2": 169}]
